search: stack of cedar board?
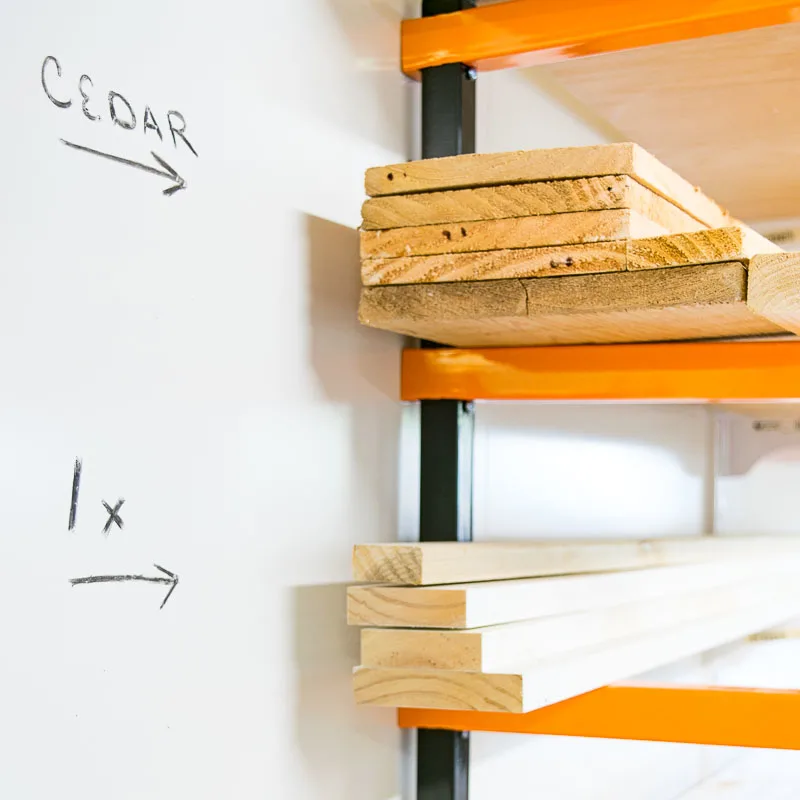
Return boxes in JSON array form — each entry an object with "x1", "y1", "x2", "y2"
[
  {"x1": 350, "y1": 538, "x2": 800, "y2": 713},
  {"x1": 357, "y1": 143, "x2": 800, "y2": 347}
]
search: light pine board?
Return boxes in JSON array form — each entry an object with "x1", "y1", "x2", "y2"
[
  {"x1": 348, "y1": 561, "x2": 770, "y2": 629},
  {"x1": 359, "y1": 209, "x2": 668, "y2": 259},
  {"x1": 358, "y1": 262, "x2": 784, "y2": 347},
  {"x1": 352, "y1": 536, "x2": 800, "y2": 586},
  {"x1": 747, "y1": 254, "x2": 800, "y2": 335},
  {"x1": 360, "y1": 226, "x2": 780, "y2": 285},
  {"x1": 360, "y1": 574, "x2": 800, "y2": 670},
  {"x1": 364, "y1": 142, "x2": 730, "y2": 228},
  {"x1": 361, "y1": 175, "x2": 707, "y2": 233},
  {"x1": 354, "y1": 587, "x2": 800, "y2": 713}
]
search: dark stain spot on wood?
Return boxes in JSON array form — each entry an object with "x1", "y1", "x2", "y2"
[
  {"x1": 460, "y1": 227, "x2": 467, "y2": 237},
  {"x1": 387, "y1": 172, "x2": 394, "y2": 181},
  {"x1": 443, "y1": 230, "x2": 452, "y2": 240},
  {"x1": 565, "y1": 257, "x2": 574, "y2": 266}
]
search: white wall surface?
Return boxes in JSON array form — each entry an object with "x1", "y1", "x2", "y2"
[{"x1": 0, "y1": 2, "x2": 412, "y2": 799}]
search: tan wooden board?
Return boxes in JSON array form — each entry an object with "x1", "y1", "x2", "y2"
[
  {"x1": 361, "y1": 227, "x2": 780, "y2": 286},
  {"x1": 358, "y1": 262, "x2": 784, "y2": 347},
  {"x1": 747, "y1": 254, "x2": 800, "y2": 335},
  {"x1": 353, "y1": 587, "x2": 800, "y2": 713},
  {"x1": 352, "y1": 536, "x2": 800, "y2": 586},
  {"x1": 359, "y1": 209, "x2": 668, "y2": 260},
  {"x1": 364, "y1": 142, "x2": 730, "y2": 228},
  {"x1": 361, "y1": 175, "x2": 706, "y2": 233},
  {"x1": 542, "y1": 25, "x2": 800, "y2": 222},
  {"x1": 363, "y1": 239, "x2": 627, "y2": 284},
  {"x1": 360, "y1": 574, "x2": 800, "y2": 671},
  {"x1": 347, "y1": 561, "x2": 772, "y2": 629}
]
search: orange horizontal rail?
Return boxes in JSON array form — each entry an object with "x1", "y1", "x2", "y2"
[
  {"x1": 402, "y1": 340, "x2": 800, "y2": 402},
  {"x1": 399, "y1": 683, "x2": 800, "y2": 749},
  {"x1": 402, "y1": 0, "x2": 800, "y2": 75}
]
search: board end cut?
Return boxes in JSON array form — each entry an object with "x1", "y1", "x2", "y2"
[
  {"x1": 347, "y1": 584, "x2": 469, "y2": 628},
  {"x1": 353, "y1": 665, "x2": 525, "y2": 713},
  {"x1": 747, "y1": 253, "x2": 800, "y2": 335},
  {"x1": 352, "y1": 543, "x2": 425, "y2": 585}
]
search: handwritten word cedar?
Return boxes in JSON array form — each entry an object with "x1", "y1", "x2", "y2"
[{"x1": 41, "y1": 55, "x2": 198, "y2": 157}]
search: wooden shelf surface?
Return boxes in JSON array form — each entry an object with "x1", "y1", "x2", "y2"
[{"x1": 402, "y1": 339, "x2": 800, "y2": 402}]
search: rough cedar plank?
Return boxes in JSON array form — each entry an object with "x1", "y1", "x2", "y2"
[
  {"x1": 364, "y1": 142, "x2": 730, "y2": 228},
  {"x1": 359, "y1": 209, "x2": 667, "y2": 259},
  {"x1": 361, "y1": 175, "x2": 706, "y2": 234},
  {"x1": 351, "y1": 536, "x2": 800, "y2": 586},
  {"x1": 360, "y1": 226, "x2": 781, "y2": 286},
  {"x1": 747, "y1": 254, "x2": 800, "y2": 334},
  {"x1": 361, "y1": 240, "x2": 627, "y2": 285},
  {"x1": 358, "y1": 262, "x2": 784, "y2": 347}
]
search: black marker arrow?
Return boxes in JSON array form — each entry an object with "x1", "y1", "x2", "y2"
[
  {"x1": 60, "y1": 139, "x2": 186, "y2": 196},
  {"x1": 70, "y1": 563, "x2": 179, "y2": 609}
]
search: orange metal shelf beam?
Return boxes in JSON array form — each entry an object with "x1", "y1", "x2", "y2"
[
  {"x1": 402, "y1": 340, "x2": 800, "y2": 402},
  {"x1": 402, "y1": 0, "x2": 800, "y2": 75},
  {"x1": 399, "y1": 683, "x2": 800, "y2": 749}
]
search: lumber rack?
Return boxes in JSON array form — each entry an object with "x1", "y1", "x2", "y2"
[{"x1": 409, "y1": 2, "x2": 800, "y2": 798}]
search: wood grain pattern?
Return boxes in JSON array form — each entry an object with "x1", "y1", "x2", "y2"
[
  {"x1": 348, "y1": 561, "x2": 768, "y2": 629},
  {"x1": 354, "y1": 587, "x2": 800, "y2": 713},
  {"x1": 359, "y1": 209, "x2": 667, "y2": 260},
  {"x1": 352, "y1": 536, "x2": 800, "y2": 586},
  {"x1": 747, "y1": 254, "x2": 800, "y2": 334},
  {"x1": 627, "y1": 227, "x2": 779, "y2": 270},
  {"x1": 543, "y1": 25, "x2": 800, "y2": 221},
  {"x1": 360, "y1": 576, "x2": 798, "y2": 670},
  {"x1": 362, "y1": 240, "x2": 627, "y2": 285},
  {"x1": 364, "y1": 142, "x2": 730, "y2": 228},
  {"x1": 358, "y1": 262, "x2": 784, "y2": 347},
  {"x1": 361, "y1": 175, "x2": 705, "y2": 233},
  {"x1": 360, "y1": 227, "x2": 780, "y2": 286}
]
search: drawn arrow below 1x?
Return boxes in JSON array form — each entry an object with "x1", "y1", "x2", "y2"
[
  {"x1": 70, "y1": 564, "x2": 179, "y2": 609},
  {"x1": 60, "y1": 139, "x2": 186, "y2": 196}
]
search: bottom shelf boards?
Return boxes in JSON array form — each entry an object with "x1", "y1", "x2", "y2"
[
  {"x1": 354, "y1": 588, "x2": 800, "y2": 714},
  {"x1": 358, "y1": 255, "x2": 799, "y2": 347}
]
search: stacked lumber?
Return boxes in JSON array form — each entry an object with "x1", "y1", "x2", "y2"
[
  {"x1": 349, "y1": 537, "x2": 800, "y2": 714},
  {"x1": 356, "y1": 143, "x2": 800, "y2": 346}
]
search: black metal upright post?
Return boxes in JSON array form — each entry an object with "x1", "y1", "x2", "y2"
[{"x1": 417, "y1": 2, "x2": 476, "y2": 799}]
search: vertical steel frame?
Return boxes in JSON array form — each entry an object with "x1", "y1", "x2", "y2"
[{"x1": 417, "y1": 2, "x2": 476, "y2": 798}]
